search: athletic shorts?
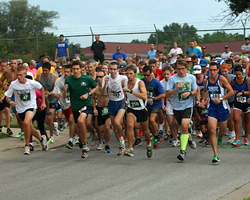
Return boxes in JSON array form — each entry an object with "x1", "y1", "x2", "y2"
[
  {"x1": 0, "y1": 97, "x2": 10, "y2": 111},
  {"x1": 229, "y1": 102, "x2": 234, "y2": 108},
  {"x1": 72, "y1": 106, "x2": 91, "y2": 123},
  {"x1": 208, "y1": 107, "x2": 230, "y2": 122},
  {"x1": 166, "y1": 101, "x2": 173, "y2": 115},
  {"x1": 233, "y1": 102, "x2": 250, "y2": 113},
  {"x1": 173, "y1": 107, "x2": 193, "y2": 125},
  {"x1": 62, "y1": 106, "x2": 73, "y2": 122},
  {"x1": 97, "y1": 106, "x2": 110, "y2": 126},
  {"x1": 126, "y1": 107, "x2": 148, "y2": 123},
  {"x1": 147, "y1": 106, "x2": 161, "y2": 114},
  {"x1": 18, "y1": 108, "x2": 36, "y2": 121},
  {"x1": 108, "y1": 100, "x2": 125, "y2": 116},
  {"x1": 200, "y1": 120, "x2": 208, "y2": 126},
  {"x1": 49, "y1": 103, "x2": 57, "y2": 109}
]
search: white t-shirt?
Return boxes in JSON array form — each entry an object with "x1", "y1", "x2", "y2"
[
  {"x1": 53, "y1": 76, "x2": 70, "y2": 110},
  {"x1": 221, "y1": 51, "x2": 233, "y2": 59},
  {"x1": 5, "y1": 79, "x2": 42, "y2": 113},
  {"x1": 169, "y1": 48, "x2": 183, "y2": 63},
  {"x1": 241, "y1": 44, "x2": 250, "y2": 57},
  {"x1": 102, "y1": 74, "x2": 127, "y2": 101}
]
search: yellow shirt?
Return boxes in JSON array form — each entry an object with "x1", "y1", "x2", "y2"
[
  {"x1": 35, "y1": 67, "x2": 56, "y2": 78},
  {"x1": 0, "y1": 73, "x2": 8, "y2": 98}
]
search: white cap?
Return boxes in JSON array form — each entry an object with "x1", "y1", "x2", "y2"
[{"x1": 193, "y1": 65, "x2": 202, "y2": 75}]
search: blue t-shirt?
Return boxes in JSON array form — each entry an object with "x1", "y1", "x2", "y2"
[
  {"x1": 55, "y1": 41, "x2": 69, "y2": 57},
  {"x1": 142, "y1": 78, "x2": 164, "y2": 109},
  {"x1": 166, "y1": 73, "x2": 197, "y2": 110},
  {"x1": 186, "y1": 47, "x2": 202, "y2": 57},
  {"x1": 112, "y1": 52, "x2": 127, "y2": 61},
  {"x1": 147, "y1": 50, "x2": 156, "y2": 59},
  {"x1": 36, "y1": 62, "x2": 42, "y2": 70}
]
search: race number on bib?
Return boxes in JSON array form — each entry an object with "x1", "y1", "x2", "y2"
[
  {"x1": 101, "y1": 107, "x2": 109, "y2": 116},
  {"x1": 110, "y1": 91, "x2": 121, "y2": 98},
  {"x1": 20, "y1": 93, "x2": 31, "y2": 101},
  {"x1": 210, "y1": 93, "x2": 221, "y2": 100},
  {"x1": 129, "y1": 100, "x2": 141, "y2": 108},
  {"x1": 236, "y1": 96, "x2": 247, "y2": 103}
]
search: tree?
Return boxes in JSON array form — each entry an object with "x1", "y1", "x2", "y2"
[
  {"x1": 201, "y1": 31, "x2": 244, "y2": 43},
  {"x1": 216, "y1": 0, "x2": 250, "y2": 24},
  {"x1": 0, "y1": 0, "x2": 59, "y2": 60},
  {"x1": 130, "y1": 39, "x2": 147, "y2": 43},
  {"x1": 147, "y1": 23, "x2": 199, "y2": 52}
]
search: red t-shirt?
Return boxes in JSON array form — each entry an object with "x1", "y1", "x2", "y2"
[{"x1": 154, "y1": 68, "x2": 164, "y2": 81}]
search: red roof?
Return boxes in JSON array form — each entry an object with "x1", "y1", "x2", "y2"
[{"x1": 82, "y1": 42, "x2": 167, "y2": 60}]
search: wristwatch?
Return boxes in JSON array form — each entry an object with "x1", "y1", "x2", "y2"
[{"x1": 88, "y1": 92, "x2": 92, "y2": 96}]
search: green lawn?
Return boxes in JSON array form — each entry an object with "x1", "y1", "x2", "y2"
[
  {"x1": 243, "y1": 197, "x2": 250, "y2": 200},
  {"x1": 0, "y1": 133, "x2": 11, "y2": 139}
]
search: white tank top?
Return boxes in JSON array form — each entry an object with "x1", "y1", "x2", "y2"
[{"x1": 125, "y1": 78, "x2": 146, "y2": 110}]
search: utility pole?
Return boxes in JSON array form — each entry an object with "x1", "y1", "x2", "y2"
[
  {"x1": 90, "y1": 27, "x2": 94, "y2": 43},
  {"x1": 241, "y1": 19, "x2": 247, "y2": 40},
  {"x1": 153, "y1": 24, "x2": 158, "y2": 50}
]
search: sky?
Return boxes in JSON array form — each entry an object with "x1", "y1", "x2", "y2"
[{"x1": 23, "y1": 0, "x2": 250, "y2": 47}]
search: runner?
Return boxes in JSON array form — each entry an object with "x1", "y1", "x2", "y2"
[
  {"x1": 92, "y1": 70, "x2": 111, "y2": 152},
  {"x1": 166, "y1": 59, "x2": 197, "y2": 161},
  {"x1": 230, "y1": 65, "x2": 250, "y2": 146},
  {"x1": 64, "y1": 60, "x2": 98, "y2": 158},
  {"x1": 202, "y1": 62, "x2": 234, "y2": 163},
  {"x1": 52, "y1": 65, "x2": 76, "y2": 149},
  {"x1": 142, "y1": 65, "x2": 165, "y2": 148},
  {"x1": 4, "y1": 65, "x2": 47, "y2": 155},
  {"x1": 123, "y1": 64, "x2": 153, "y2": 157},
  {"x1": 102, "y1": 61, "x2": 127, "y2": 156}
]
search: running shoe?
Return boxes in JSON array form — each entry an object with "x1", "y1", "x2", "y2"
[
  {"x1": 153, "y1": 137, "x2": 161, "y2": 149},
  {"x1": 188, "y1": 134, "x2": 196, "y2": 149},
  {"x1": 15, "y1": 130, "x2": 25, "y2": 138},
  {"x1": 81, "y1": 148, "x2": 88, "y2": 158},
  {"x1": 59, "y1": 124, "x2": 64, "y2": 132},
  {"x1": 228, "y1": 137, "x2": 235, "y2": 144},
  {"x1": 158, "y1": 130, "x2": 164, "y2": 138},
  {"x1": 104, "y1": 145, "x2": 111, "y2": 153},
  {"x1": 53, "y1": 122, "x2": 60, "y2": 136},
  {"x1": 41, "y1": 135, "x2": 47, "y2": 151},
  {"x1": 172, "y1": 140, "x2": 180, "y2": 147},
  {"x1": 133, "y1": 138, "x2": 142, "y2": 147},
  {"x1": 124, "y1": 148, "x2": 134, "y2": 157},
  {"x1": 169, "y1": 137, "x2": 175, "y2": 143},
  {"x1": 103, "y1": 138, "x2": 106, "y2": 144},
  {"x1": 177, "y1": 150, "x2": 186, "y2": 161},
  {"x1": 7, "y1": 128, "x2": 13, "y2": 135},
  {"x1": 212, "y1": 155, "x2": 220, "y2": 163},
  {"x1": 199, "y1": 138, "x2": 206, "y2": 143},
  {"x1": 47, "y1": 137, "x2": 54, "y2": 146},
  {"x1": 73, "y1": 136, "x2": 79, "y2": 145},
  {"x1": 164, "y1": 134, "x2": 169, "y2": 141},
  {"x1": 146, "y1": 145, "x2": 153, "y2": 158},
  {"x1": 29, "y1": 143, "x2": 34, "y2": 151},
  {"x1": 217, "y1": 136, "x2": 223, "y2": 145},
  {"x1": 232, "y1": 139, "x2": 241, "y2": 147},
  {"x1": 24, "y1": 145, "x2": 30, "y2": 155},
  {"x1": 205, "y1": 141, "x2": 211, "y2": 147},
  {"x1": 244, "y1": 138, "x2": 249, "y2": 146},
  {"x1": 97, "y1": 142, "x2": 103, "y2": 150},
  {"x1": 117, "y1": 144, "x2": 126, "y2": 156},
  {"x1": 65, "y1": 141, "x2": 73, "y2": 149},
  {"x1": 197, "y1": 131, "x2": 203, "y2": 138},
  {"x1": 50, "y1": 137, "x2": 54, "y2": 143}
]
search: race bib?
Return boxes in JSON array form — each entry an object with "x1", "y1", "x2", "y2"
[
  {"x1": 200, "y1": 108, "x2": 208, "y2": 116},
  {"x1": 210, "y1": 93, "x2": 221, "y2": 101},
  {"x1": 236, "y1": 96, "x2": 247, "y2": 103},
  {"x1": 20, "y1": 93, "x2": 31, "y2": 101},
  {"x1": 129, "y1": 100, "x2": 141, "y2": 108},
  {"x1": 101, "y1": 107, "x2": 109, "y2": 116},
  {"x1": 110, "y1": 91, "x2": 121, "y2": 98},
  {"x1": 65, "y1": 96, "x2": 70, "y2": 104}
]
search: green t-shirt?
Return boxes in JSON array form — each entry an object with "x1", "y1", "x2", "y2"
[
  {"x1": 65, "y1": 75, "x2": 97, "y2": 111},
  {"x1": 136, "y1": 72, "x2": 144, "y2": 79}
]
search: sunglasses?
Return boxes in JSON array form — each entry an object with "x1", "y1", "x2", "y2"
[
  {"x1": 144, "y1": 74, "x2": 151, "y2": 77},
  {"x1": 96, "y1": 76, "x2": 104, "y2": 78}
]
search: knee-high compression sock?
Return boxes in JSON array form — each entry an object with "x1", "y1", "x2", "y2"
[{"x1": 180, "y1": 134, "x2": 189, "y2": 151}]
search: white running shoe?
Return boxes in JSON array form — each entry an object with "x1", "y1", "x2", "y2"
[
  {"x1": 50, "y1": 136, "x2": 54, "y2": 144},
  {"x1": 172, "y1": 140, "x2": 180, "y2": 147},
  {"x1": 24, "y1": 146, "x2": 30, "y2": 155},
  {"x1": 96, "y1": 143, "x2": 103, "y2": 150},
  {"x1": 41, "y1": 135, "x2": 47, "y2": 151},
  {"x1": 53, "y1": 122, "x2": 59, "y2": 136}
]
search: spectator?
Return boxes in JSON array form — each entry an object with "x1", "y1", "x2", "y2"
[
  {"x1": 193, "y1": 40, "x2": 202, "y2": 51},
  {"x1": 55, "y1": 34, "x2": 69, "y2": 66},
  {"x1": 186, "y1": 41, "x2": 202, "y2": 57},
  {"x1": 242, "y1": 56, "x2": 250, "y2": 76},
  {"x1": 112, "y1": 46, "x2": 127, "y2": 61},
  {"x1": 221, "y1": 45, "x2": 233, "y2": 59},
  {"x1": 169, "y1": 42, "x2": 183, "y2": 64},
  {"x1": 147, "y1": 44, "x2": 157, "y2": 59},
  {"x1": 241, "y1": 37, "x2": 250, "y2": 58},
  {"x1": 36, "y1": 55, "x2": 45, "y2": 69},
  {"x1": 91, "y1": 35, "x2": 106, "y2": 64},
  {"x1": 200, "y1": 45, "x2": 207, "y2": 58}
]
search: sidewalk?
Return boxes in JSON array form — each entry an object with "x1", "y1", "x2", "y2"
[{"x1": 0, "y1": 127, "x2": 69, "y2": 153}]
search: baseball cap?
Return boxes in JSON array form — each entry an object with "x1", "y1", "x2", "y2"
[
  {"x1": 119, "y1": 61, "x2": 127, "y2": 69},
  {"x1": 202, "y1": 45, "x2": 206, "y2": 49},
  {"x1": 225, "y1": 45, "x2": 229, "y2": 48},
  {"x1": 193, "y1": 65, "x2": 202, "y2": 75},
  {"x1": 117, "y1": 46, "x2": 121, "y2": 50},
  {"x1": 18, "y1": 59, "x2": 23, "y2": 64},
  {"x1": 245, "y1": 37, "x2": 250, "y2": 40},
  {"x1": 200, "y1": 59, "x2": 208, "y2": 67},
  {"x1": 186, "y1": 57, "x2": 192, "y2": 62},
  {"x1": 60, "y1": 34, "x2": 64, "y2": 37}
]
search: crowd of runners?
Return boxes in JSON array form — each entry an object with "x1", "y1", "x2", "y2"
[{"x1": 1, "y1": 35, "x2": 250, "y2": 164}]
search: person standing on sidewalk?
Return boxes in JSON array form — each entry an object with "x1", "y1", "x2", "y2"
[
  {"x1": 64, "y1": 61, "x2": 98, "y2": 158},
  {"x1": 91, "y1": 35, "x2": 106, "y2": 64},
  {"x1": 4, "y1": 65, "x2": 47, "y2": 155},
  {"x1": 55, "y1": 34, "x2": 69, "y2": 66}
]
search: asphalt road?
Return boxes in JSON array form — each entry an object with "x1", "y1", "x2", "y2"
[{"x1": 0, "y1": 135, "x2": 250, "y2": 200}]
